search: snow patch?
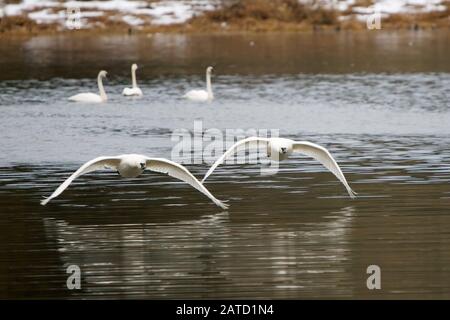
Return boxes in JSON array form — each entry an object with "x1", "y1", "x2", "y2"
[
  {"x1": 2, "y1": 0, "x2": 218, "y2": 27},
  {"x1": 122, "y1": 14, "x2": 144, "y2": 26},
  {"x1": 2, "y1": 0, "x2": 448, "y2": 28},
  {"x1": 302, "y1": 0, "x2": 446, "y2": 14}
]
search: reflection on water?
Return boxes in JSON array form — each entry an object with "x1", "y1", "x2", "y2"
[
  {"x1": 1, "y1": 31, "x2": 450, "y2": 79},
  {"x1": 1, "y1": 133, "x2": 450, "y2": 298},
  {"x1": 41, "y1": 207, "x2": 355, "y2": 298},
  {"x1": 0, "y1": 32, "x2": 450, "y2": 298}
]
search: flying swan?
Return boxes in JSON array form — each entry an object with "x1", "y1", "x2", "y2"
[
  {"x1": 183, "y1": 66, "x2": 214, "y2": 102},
  {"x1": 68, "y1": 70, "x2": 108, "y2": 103},
  {"x1": 122, "y1": 63, "x2": 143, "y2": 96},
  {"x1": 41, "y1": 154, "x2": 228, "y2": 209},
  {"x1": 202, "y1": 137, "x2": 357, "y2": 198}
]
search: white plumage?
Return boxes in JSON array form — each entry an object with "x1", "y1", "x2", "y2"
[
  {"x1": 122, "y1": 63, "x2": 143, "y2": 96},
  {"x1": 202, "y1": 137, "x2": 357, "y2": 199},
  {"x1": 41, "y1": 154, "x2": 228, "y2": 209},
  {"x1": 184, "y1": 66, "x2": 214, "y2": 102},
  {"x1": 68, "y1": 70, "x2": 108, "y2": 103}
]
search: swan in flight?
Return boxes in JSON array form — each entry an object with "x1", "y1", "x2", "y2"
[
  {"x1": 183, "y1": 66, "x2": 214, "y2": 102},
  {"x1": 68, "y1": 70, "x2": 108, "y2": 103},
  {"x1": 41, "y1": 154, "x2": 228, "y2": 209},
  {"x1": 122, "y1": 63, "x2": 143, "y2": 96},
  {"x1": 202, "y1": 137, "x2": 357, "y2": 198}
]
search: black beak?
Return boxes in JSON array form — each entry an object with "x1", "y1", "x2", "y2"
[
  {"x1": 281, "y1": 148, "x2": 287, "y2": 153},
  {"x1": 140, "y1": 163, "x2": 146, "y2": 170}
]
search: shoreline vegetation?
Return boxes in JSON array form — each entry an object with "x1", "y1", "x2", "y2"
[{"x1": 0, "y1": 0, "x2": 449, "y2": 36}]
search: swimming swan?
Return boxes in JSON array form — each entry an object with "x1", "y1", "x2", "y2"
[
  {"x1": 41, "y1": 154, "x2": 228, "y2": 209},
  {"x1": 68, "y1": 70, "x2": 108, "y2": 103},
  {"x1": 202, "y1": 137, "x2": 357, "y2": 198},
  {"x1": 184, "y1": 66, "x2": 214, "y2": 102},
  {"x1": 122, "y1": 64, "x2": 143, "y2": 96}
]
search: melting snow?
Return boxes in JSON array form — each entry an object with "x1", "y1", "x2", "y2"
[
  {"x1": 1, "y1": 0, "x2": 447, "y2": 28},
  {"x1": 122, "y1": 14, "x2": 144, "y2": 26}
]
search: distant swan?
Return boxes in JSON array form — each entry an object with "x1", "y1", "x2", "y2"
[
  {"x1": 122, "y1": 63, "x2": 143, "y2": 96},
  {"x1": 184, "y1": 66, "x2": 214, "y2": 102},
  {"x1": 202, "y1": 137, "x2": 357, "y2": 199},
  {"x1": 40, "y1": 154, "x2": 228, "y2": 209},
  {"x1": 68, "y1": 70, "x2": 108, "y2": 103}
]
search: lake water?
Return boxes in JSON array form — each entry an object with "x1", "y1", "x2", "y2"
[{"x1": 0, "y1": 31, "x2": 449, "y2": 299}]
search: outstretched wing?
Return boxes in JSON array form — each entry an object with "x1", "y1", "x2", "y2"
[
  {"x1": 202, "y1": 137, "x2": 269, "y2": 183},
  {"x1": 293, "y1": 141, "x2": 357, "y2": 198},
  {"x1": 41, "y1": 156, "x2": 121, "y2": 205},
  {"x1": 145, "y1": 157, "x2": 228, "y2": 210}
]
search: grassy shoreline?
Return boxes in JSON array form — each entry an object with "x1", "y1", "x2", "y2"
[
  {"x1": 1, "y1": 0, "x2": 449, "y2": 36},
  {"x1": 1, "y1": 19, "x2": 449, "y2": 37}
]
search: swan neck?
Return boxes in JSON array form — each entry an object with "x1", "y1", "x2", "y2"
[
  {"x1": 98, "y1": 74, "x2": 107, "y2": 101},
  {"x1": 131, "y1": 67, "x2": 137, "y2": 88},
  {"x1": 206, "y1": 71, "x2": 213, "y2": 100}
]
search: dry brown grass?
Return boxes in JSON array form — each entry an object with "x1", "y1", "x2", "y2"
[
  {"x1": 204, "y1": 0, "x2": 308, "y2": 22},
  {"x1": 0, "y1": 0, "x2": 449, "y2": 35},
  {"x1": 0, "y1": 15, "x2": 51, "y2": 34},
  {"x1": 183, "y1": 0, "x2": 340, "y2": 32},
  {"x1": 384, "y1": 2, "x2": 450, "y2": 29}
]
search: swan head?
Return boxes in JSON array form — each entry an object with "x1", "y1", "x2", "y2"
[
  {"x1": 132, "y1": 64, "x2": 138, "y2": 71},
  {"x1": 279, "y1": 143, "x2": 292, "y2": 155},
  {"x1": 99, "y1": 70, "x2": 108, "y2": 78},
  {"x1": 130, "y1": 155, "x2": 147, "y2": 171},
  {"x1": 269, "y1": 138, "x2": 293, "y2": 160},
  {"x1": 118, "y1": 155, "x2": 147, "y2": 178},
  {"x1": 206, "y1": 66, "x2": 213, "y2": 74},
  {"x1": 128, "y1": 155, "x2": 147, "y2": 171}
]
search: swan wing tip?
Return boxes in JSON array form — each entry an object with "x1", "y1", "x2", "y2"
[
  {"x1": 218, "y1": 201, "x2": 229, "y2": 210},
  {"x1": 202, "y1": 171, "x2": 214, "y2": 183},
  {"x1": 40, "y1": 198, "x2": 49, "y2": 206}
]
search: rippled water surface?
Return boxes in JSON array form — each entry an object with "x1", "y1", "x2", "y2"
[{"x1": 0, "y1": 32, "x2": 449, "y2": 299}]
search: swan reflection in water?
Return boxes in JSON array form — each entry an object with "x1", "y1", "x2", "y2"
[{"x1": 43, "y1": 206, "x2": 355, "y2": 298}]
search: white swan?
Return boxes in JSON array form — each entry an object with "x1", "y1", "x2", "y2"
[
  {"x1": 68, "y1": 70, "x2": 108, "y2": 103},
  {"x1": 202, "y1": 137, "x2": 357, "y2": 198},
  {"x1": 41, "y1": 154, "x2": 228, "y2": 209},
  {"x1": 184, "y1": 66, "x2": 214, "y2": 102},
  {"x1": 122, "y1": 63, "x2": 143, "y2": 96}
]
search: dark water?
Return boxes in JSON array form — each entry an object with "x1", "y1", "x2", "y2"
[{"x1": 0, "y1": 32, "x2": 450, "y2": 299}]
